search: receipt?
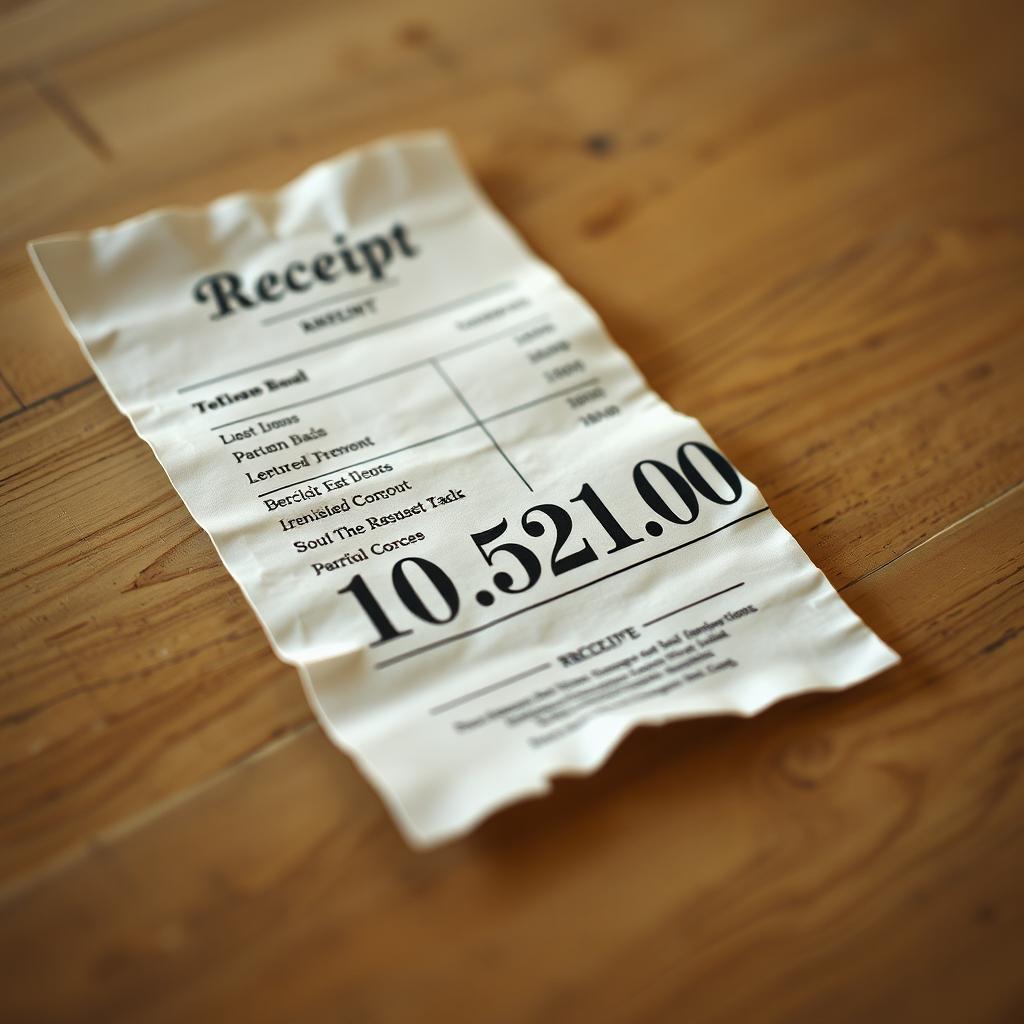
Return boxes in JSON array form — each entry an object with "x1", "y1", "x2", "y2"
[{"x1": 30, "y1": 133, "x2": 898, "y2": 846}]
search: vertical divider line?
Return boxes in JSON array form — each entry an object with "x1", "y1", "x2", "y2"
[{"x1": 431, "y1": 359, "x2": 533, "y2": 492}]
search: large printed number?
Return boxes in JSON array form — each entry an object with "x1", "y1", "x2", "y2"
[
  {"x1": 338, "y1": 439, "x2": 747, "y2": 647},
  {"x1": 470, "y1": 518, "x2": 543, "y2": 594},
  {"x1": 521, "y1": 503, "x2": 598, "y2": 575}
]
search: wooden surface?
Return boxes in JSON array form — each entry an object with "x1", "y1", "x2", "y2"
[{"x1": 1, "y1": 0, "x2": 1022, "y2": 1020}]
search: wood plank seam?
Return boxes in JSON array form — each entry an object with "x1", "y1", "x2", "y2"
[
  {"x1": 0, "y1": 376, "x2": 95, "y2": 427},
  {"x1": 23, "y1": 68, "x2": 112, "y2": 162},
  {"x1": 837, "y1": 479, "x2": 1024, "y2": 593},
  {"x1": 0, "y1": 719, "x2": 316, "y2": 905}
]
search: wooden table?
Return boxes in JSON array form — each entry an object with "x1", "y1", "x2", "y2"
[{"x1": 2, "y1": 1, "x2": 1022, "y2": 1020}]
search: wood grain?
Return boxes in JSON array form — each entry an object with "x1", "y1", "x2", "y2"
[{"x1": 1, "y1": 0, "x2": 1022, "y2": 1020}]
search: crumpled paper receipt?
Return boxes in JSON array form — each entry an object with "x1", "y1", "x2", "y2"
[{"x1": 30, "y1": 132, "x2": 898, "y2": 846}]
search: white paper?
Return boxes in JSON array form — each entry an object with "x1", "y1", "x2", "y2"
[{"x1": 30, "y1": 132, "x2": 898, "y2": 846}]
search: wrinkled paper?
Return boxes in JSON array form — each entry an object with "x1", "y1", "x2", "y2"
[{"x1": 30, "y1": 133, "x2": 898, "y2": 845}]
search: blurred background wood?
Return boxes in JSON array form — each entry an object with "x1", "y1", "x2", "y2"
[{"x1": 1, "y1": 0, "x2": 1022, "y2": 1020}]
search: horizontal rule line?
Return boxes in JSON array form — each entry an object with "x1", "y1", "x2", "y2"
[
  {"x1": 429, "y1": 663, "x2": 552, "y2": 715},
  {"x1": 218, "y1": 361, "x2": 440, "y2": 433},
  {"x1": 252, "y1": 377, "x2": 602, "y2": 497},
  {"x1": 179, "y1": 280, "x2": 516, "y2": 394},
  {"x1": 374, "y1": 507, "x2": 771, "y2": 670},
  {"x1": 640, "y1": 581, "x2": 746, "y2": 628},
  {"x1": 256, "y1": 424, "x2": 478, "y2": 497},
  {"x1": 484, "y1": 378, "x2": 600, "y2": 422},
  {"x1": 206, "y1": 312, "x2": 550, "y2": 431}
]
